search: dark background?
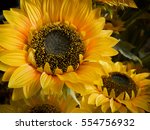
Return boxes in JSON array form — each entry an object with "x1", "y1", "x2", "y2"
[{"x1": 0, "y1": 0, "x2": 19, "y2": 13}]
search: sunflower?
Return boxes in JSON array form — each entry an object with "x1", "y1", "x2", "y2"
[
  {"x1": 87, "y1": 61, "x2": 150, "y2": 112},
  {"x1": 0, "y1": 0, "x2": 118, "y2": 100},
  {"x1": 104, "y1": 19, "x2": 125, "y2": 34},
  {"x1": 95, "y1": 0, "x2": 137, "y2": 8},
  {"x1": 123, "y1": 61, "x2": 149, "y2": 74},
  {"x1": 0, "y1": 93, "x2": 77, "y2": 113}
]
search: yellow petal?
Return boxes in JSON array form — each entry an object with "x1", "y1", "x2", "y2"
[
  {"x1": 99, "y1": 61, "x2": 113, "y2": 74},
  {"x1": 117, "y1": 92, "x2": 125, "y2": 100},
  {"x1": 2, "y1": 67, "x2": 16, "y2": 81},
  {"x1": 27, "y1": 48, "x2": 37, "y2": 67},
  {"x1": 44, "y1": 62, "x2": 52, "y2": 74},
  {"x1": 8, "y1": 64, "x2": 38, "y2": 88},
  {"x1": 57, "y1": 72, "x2": 79, "y2": 83},
  {"x1": 137, "y1": 107, "x2": 145, "y2": 113},
  {"x1": 3, "y1": 9, "x2": 30, "y2": 34},
  {"x1": 12, "y1": 88, "x2": 24, "y2": 101},
  {"x1": 60, "y1": 0, "x2": 74, "y2": 22},
  {"x1": 0, "y1": 62, "x2": 9, "y2": 71},
  {"x1": 70, "y1": 82, "x2": 85, "y2": 95},
  {"x1": 79, "y1": 54, "x2": 84, "y2": 64},
  {"x1": 48, "y1": 0, "x2": 63, "y2": 22},
  {"x1": 25, "y1": 0, "x2": 42, "y2": 29},
  {"x1": 29, "y1": 0, "x2": 42, "y2": 10},
  {"x1": 86, "y1": 8, "x2": 101, "y2": 22},
  {"x1": 118, "y1": 105, "x2": 127, "y2": 113},
  {"x1": 114, "y1": 62, "x2": 124, "y2": 72},
  {"x1": 139, "y1": 79, "x2": 150, "y2": 87},
  {"x1": 80, "y1": 31, "x2": 86, "y2": 37},
  {"x1": 20, "y1": 0, "x2": 26, "y2": 12},
  {"x1": 0, "y1": 37, "x2": 25, "y2": 50},
  {"x1": 88, "y1": 37, "x2": 118, "y2": 48},
  {"x1": 96, "y1": 94, "x2": 109, "y2": 106},
  {"x1": 88, "y1": 93, "x2": 100, "y2": 105},
  {"x1": 48, "y1": 76, "x2": 64, "y2": 94},
  {"x1": 65, "y1": 82, "x2": 95, "y2": 95},
  {"x1": 122, "y1": 101, "x2": 139, "y2": 112},
  {"x1": 80, "y1": 18, "x2": 105, "y2": 39},
  {"x1": 72, "y1": 0, "x2": 92, "y2": 28},
  {"x1": 84, "y1": 52, "x2": 103, "y2": 61},
  {"x1": 101, "y1": 48, "x2": 118, "y2": 57},
  {"x1": 40, "y1": 72, "x2": 53, "y2": 89},
  {"x1": 110, "y1": 98, "x2": 121, "y2": 112},
  {"x1": 0, "y1": 50, "x2": 27, "y2": 66},
  {"x1": 132, "y1": 97, "x2": 150, "y2": 112},
  {"x1": 110, "y1": 89, "x2": 116, "y2": 98},
  {"x1": 125, "y1": 92, "x2": 130, "y2": 100},
  {"x1": 76, "y1": 62, "x2": 102, "y2": 84},
  {"x1": 95, "y1": 78, "x2": 103, "y2": 90},
  {"x1": 131, "y1": 90, "x2": 135, "y2": 99},
  {"x1": 85, "y1": 37, "x2": 118, "y2": 60},
  {"x1": 40, "y1": 72, "x2": 64, "y2": 94},
  {"x1": 99, "y1": 30, "x2": 113, "y2": 38},
  {"x1": 23, "y1": 73, "x2": 41, "y2": 99},
  {"x1": 0, "y1": 23, "x2": 26, "y2": 37},
  {"x1": 42, "y1": 0, "x2": 50, "y2": 23},
  {"x1": 134, "y1": 73, "x2": 150, "y2": 81},
  {"x1": 55, "y1": 67, "x2": 63, "y2": 74},
  {"x1": 0, "y1": 28, "x2": 25, "y2": 50},
  {"x1": 103, "y1": 87, "x2": 108, "y2": 96},
  {"x1": 67, "y1": 65, "x2": 74, "y2": 73},
  {"x1": 37, "y1": 66, "x2": 43, "y2": 73},
  {"x1": 101, "y1": 102, "x2": 110, "y2": 112}
]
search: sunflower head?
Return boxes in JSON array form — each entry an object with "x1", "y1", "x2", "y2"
[
  {"x1": 29, "y1": 23, "x2": 85, "y2": 74},
  {"x1": 0, "y1": 0, "x2": 118, "y2": 100},
  {"x1": 29, "y1": 104, "x2": 61, "y2": 113},
  {"x1": 102, "y1": 72, "x2": 137, "y2": 98},
  {"x1": 0, "y1": 93, "x2": 77, "y2": 113},
  {"x1": 87, "y1": 61, "x2": 150, "y2": 112}
]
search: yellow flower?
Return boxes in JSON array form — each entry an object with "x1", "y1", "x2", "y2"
[
  {"x1": 95, "y1": 0, "x2": 137, "y2": 8},
  {"x1": 0, "y1": 0, "x2": 118, "y2": 100},
  {"x1": 0, "y1": 93, "x2": 77, "y2": 113},
  {"x1": 87, "y1": 61, "x2": 150, "y2": 112},
  {"x1": 123, "y1": 61, "x2": 149, "y2": 74},
  {"x1": 104, "y1": 19, "x2": 125, "y2": 34}
]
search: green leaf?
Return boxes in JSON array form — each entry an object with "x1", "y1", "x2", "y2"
[
  {"x1": 115, "y1": 44, "x2": 143, "y2": 65},
  {"x1": 141, "y1": 54, "x2": 150, "y2": 68},
  {"x1": 62, "y1": 84, "x2": 80, "y2": 105}
]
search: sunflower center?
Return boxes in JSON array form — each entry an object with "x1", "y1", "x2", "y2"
[
  {"x1": 102, "y1": 72, "x2": 137, "y2": 97},
  {"x1": 30, "y1": 23, "x2": 85, "y2": 74},
  {"x1": 29, "y1": 104, "x2": 61, "y2": 113},
  {"x1": 45, "y1": 29, "x2": 70, "y2": 55}
]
